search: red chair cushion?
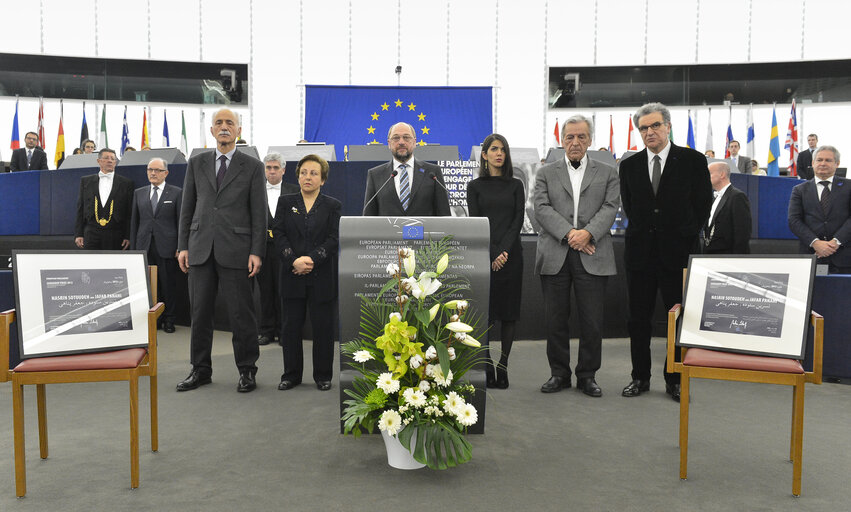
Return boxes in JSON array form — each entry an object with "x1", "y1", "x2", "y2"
[
  {"x1": 13, "y1": 348, "x2": 147, "y2": 372},
  {"x1": 683, "y1": 348, "x2": 804, "y2": 374}
]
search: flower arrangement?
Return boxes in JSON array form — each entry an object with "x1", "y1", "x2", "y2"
[{"x1": 341, "y1": 238, "x2": 487, "y2": 469}]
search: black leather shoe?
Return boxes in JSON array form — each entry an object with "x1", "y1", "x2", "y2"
[
  {"x1": 257, "y1": 334, "x2": 271, "y2": 346},
  {"x1": 237, "y1": 372, "x2": 256, "y2": 393},
  {"x1": 540, "y1": 376, "x2": 570, "y2": 393},
  {"x1": 666, "y1": 383, "x2": 681, "y2": 402},
  {"x1": 621, "y1": 379, "x2": 650, "y2": 397},
  {"x1": 495, "y1": 368, "x2": 509, "y2": 389},
  {"x1": 176, "y1": 370, "x2": 212, "y2": 392},
  {"x1": 277, "y1": 379, "x2": 299, "y2": 390},
  {"x1": 163, "y1": 321, "x2": 175, "y2": 333},
  {"x1": 577, "y1": 377, "x2": 602, "y2": 397},
  {"x1": 485, "y1": 362, "x2": 496, "y2": 388},
  {"x1": 316, "y1": 381, "x2": 332, "y2": 391}
]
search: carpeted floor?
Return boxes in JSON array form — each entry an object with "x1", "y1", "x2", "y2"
[{"x1": 0, "y1": 330, "x2": 848, "y2": 511}]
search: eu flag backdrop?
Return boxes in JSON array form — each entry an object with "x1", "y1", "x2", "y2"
[{"x1": 305, "y1": 85, "x2": 492, "y2": 160}]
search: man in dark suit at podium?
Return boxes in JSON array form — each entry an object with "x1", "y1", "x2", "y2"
[
  {"x1": 130, "y1": 157, "x2": 182, "y2": 333},
  {"x1": 788, "y1": 145, "x2": 851, "y2": 274},
  {"x1": 362, "y1": 122, "x2": 451, "y2": 216},
  {"x1": 74, "y1": 148, "x2": 134, "y2": 250},
  {"x1": 619, "y1": 102, "x2": 713, "y2": 402},
  {"x1": 796, "y1": 133, "x2": 818, "y2": 180},
  {"x1": 704, "y1": 162, "x2": 751, "y2": 254},
  {"x1": 256, "y1": 153, "x2": 299, "y2": 346},
  {"x1": 10, "y1": 132, "x2": 49, "y2": 171},
  {"x1": 176, "y1": 108, "x2": 266, "y2": 393}
]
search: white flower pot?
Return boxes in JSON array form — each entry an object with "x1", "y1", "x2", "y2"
[{"x1": 381, "y1": 430, "x2": 426, "y2": 470}]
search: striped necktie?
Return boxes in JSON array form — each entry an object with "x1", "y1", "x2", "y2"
[{"x1": 398, "y1": 164, "x2": 410, "y2": 210}]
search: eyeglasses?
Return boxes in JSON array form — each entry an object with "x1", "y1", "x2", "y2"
[
  {"x1": 146, "y1": 167, "x2": 167, "y2": 173},
  {"x1": 638, "y1": 122, "x2": 666, "y2": 134},
  {"x1": 389, "y1": 135, "x2": 414, "y2": 142}
]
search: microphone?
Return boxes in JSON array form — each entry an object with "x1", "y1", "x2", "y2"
[
  {"x1": 362, "y1": 169, "x2": 398, "y2": 215},
  {"x1": 428, "y1": 172, "x2": 466, "y2": 217}
]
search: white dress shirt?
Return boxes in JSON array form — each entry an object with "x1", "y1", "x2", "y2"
[
  {"x1": 564, "y1": 154, "x2": 587, "y2": 226},
  {"x1": 98, "y1": 171, "x2": 114, "y2": 205},
  {"x1": 709, "y1": 183, "x2": 731, "y2": 224},
  {"x1": 646, "y1": 142, "x2": 672, "y2": 183},
  {"x1": 266, "y1": 182, "x2": 281, "y2": 217}
]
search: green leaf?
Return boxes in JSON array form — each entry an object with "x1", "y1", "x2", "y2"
[
  {"x1": 434, "y1": 340, "x2": 451, "y2": 379},
  {"x1": 413, "y1": 307, "x2": 432, "y2": 328},
  {"x1": 398, "y1": 421, "x2": 473, "y2": 469}
]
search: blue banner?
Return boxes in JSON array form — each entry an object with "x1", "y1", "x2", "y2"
[{"x1": 305, "y1": 85, "x2": 492, "y2": 160}]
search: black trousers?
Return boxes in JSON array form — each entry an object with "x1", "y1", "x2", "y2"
[
  {"x1": 540, "y1": 249, "x2": 607, "y2": 380},
  {"x1": 281, "y1": 288, "x2": 334, "y2": 383},
  {"x1": 147, "y1": 236, "x2": 178, "y2": 323},
  {"x1": 188, "y1": 252, "x2": 259, "y2": 376},
  {"x1": 626, "y1": 265, "x2": 683, "y2": 385},
  {"x1": 83, "y1": 225, "x2": 124, "y2": 250},
  {"x1": 256, "y1": 241, "x2": 282, "y2": 338}
]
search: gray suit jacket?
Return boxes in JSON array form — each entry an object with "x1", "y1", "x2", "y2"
[
  {"x1": 731, "y1": 155, "x2": 750, "y2": 174},
  {"x1": 130, "y1": 183, "x2": 182, "y2": 258},
  {"x1": 533, "y1": 157, "x2": 620, "y2": 276},
  {"x1": 178, "y1": 150, "x2": 267, "y2": 269},
  {"x1": 362, "y1": 158, "x2": 451, "y2": 216}
]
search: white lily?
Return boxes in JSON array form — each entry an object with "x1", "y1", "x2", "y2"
[
  {"x1": 428, "y1": 303, "x2": 440, "y2": 321},
  {"x1": 445, "y1": 321, "x2": 473, "y2": 333},
  {"x1": 410, "y1": 275, "x2": 441, "y2": 299},
  {"x1": 458, "y1": 334, "x2": 481, "y2": 347},
  {"x1": 436, "y1": 253, "x2": 449, "y2": 274},
  {"x1": 403, "y1": 249, "x2": 416, "y2": 277}
]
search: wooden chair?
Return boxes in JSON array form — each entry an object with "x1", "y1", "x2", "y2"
[
  {"x1": 0, "y1": 266, "x2": 164, "y2": 497},
  {"x1": 666, "y1": 303, "x2": 823, "y2": 497}
]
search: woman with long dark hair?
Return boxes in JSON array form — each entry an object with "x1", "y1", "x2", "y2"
[{"x1": 466, "y1": 134, "x2": 525, "y2": 388}]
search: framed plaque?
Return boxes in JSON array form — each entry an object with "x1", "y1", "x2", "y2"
[
  {"x1": 678, "y1": 255, "x2": 816, "y2": 359},
  {"x1": 12, "y1": 250, "x2": 151, "y2": 358}
]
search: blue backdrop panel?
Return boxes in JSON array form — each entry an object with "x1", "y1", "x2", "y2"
[
  {"x1": 304, "y1": 85, "x2": 492, "y2": 159},
  {"x1": 283, "y1": 160, "x2": 378, "y2": 217},
  {"x1": 807, "y1": 275, "x2": 851, "y2": 379},
  {"x1": 757, "y1": 175, "x2": 798, "y2": 239},
  {"x1": 0, "y1": 171, "x2": 40, "y2": 235}
]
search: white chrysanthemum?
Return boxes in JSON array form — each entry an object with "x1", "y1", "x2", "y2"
[
  {"x1": 386, "y1": 262, "x2": 400, "y2": 277},
  {"x1": 403, "y1": 417, "x2": 412, "y2": 425},
  {"x1": 402, "y1": 387, "x2": 415, "y2": 401},
  {"x1": 398, "y1": 404, "x2": 409, "y2": 414},
  {"x1": 378, "y1": 409, "x2": 403, "y2": 435},
  {"x1": 457, "y1": 403, "x2": 478, "y2": 427},
  {"x1": 447, "y1": 347, "x2": 456, "y2": 360},
  {"x1": 424, "y1": 364, "x2": 436, "y2": 377},
  {"x1": 424, "y1": 346, "x2": 438, "y2": 360},
  {"x1": 432, "y1": 366, "x2": 454, "y2": 387},
  {"x1": 443, "y1": 391, "x2": 465, "y2": 415},
  {"x1": 389, "y1": 312, "x2": 402, "y2": 322},
  {"x1": 407, "y1": 390, "x2": 427, "y2": 408},
  {"x1": 429, "y1": 395, "x2": 440, "y2": 405},
  {"x1": 376, "y1": 372, "x2": 400, "y2": 394},
  {"x1": 418, "y1": 380, "x2": 431, "y2": 392},
  {"x1": 410, "y1": 275, "x2": 441, "y2": 299},
  {"x1": 424, "y1": 405, "x2": 444, "y2": 417},
  {"x1": 352, "y1": 350, "x2": 374, "y2": 363},
  {"x1": 409, "y1": 354, "x2": 423, "y2": 369}
]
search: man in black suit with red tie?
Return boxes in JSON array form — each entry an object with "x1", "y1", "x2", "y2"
[
  {"x1": 176, "y1": 108, "x2": 267, "y2": 393},
  {"x1": 74, "y1": 148, "x2": 134, "y2": 250},
  {"x1": 10, "y1": 132, "x2": 49, "y2": 171},
  {"x1": 796, "y1": 134, "x2": 818, "y2": 180},
  {"x1": 619, "y1": 102, "x2": 713, "y2": 402},
  {"x1": 256, "y1": 153, "x2": 299, "y2": 346},
  {"x1": 704, "y1": 161, "x2": 752, "y2": 254},
  {"x1": 130, "y1": 157, "x2": 182, "y2": 333},
  {"x1": 788, "y1": 145, "x2": 851, "y2": 274}
]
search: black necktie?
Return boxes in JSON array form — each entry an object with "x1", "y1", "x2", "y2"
[
  {"x1": 820, "y1": 180, "x2": 832, "y2": 212},
  {"x1": 151, "y1": 186, "x2": 159, "y2": 214},
  {"x1": 651, "y1": 155, "x2": 662, "y2": 195},
  {"x1": 216, "y1": 155, "x2": 228, "y2": 189},
  {"x1": 569, "y1": 160, "x2": 581, "y2": 169}
]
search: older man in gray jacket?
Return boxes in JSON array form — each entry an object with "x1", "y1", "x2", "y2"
[{"x1": 534, "y1": 114, "x2": 620, "y2": 397}]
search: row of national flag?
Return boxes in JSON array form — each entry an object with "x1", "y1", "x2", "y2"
[
  {"x1": 552, "y1": 102, "x2": 804, "y2": 177},
  {"x1": 9, "y1": 98, "x2": 189, "y2": 167}
]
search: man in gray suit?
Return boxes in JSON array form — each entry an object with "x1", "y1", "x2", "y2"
[
  {"x1": 728, "y1": 140, "x2": 749, "y2": 173},
  {"x1": 130, "y1": 157, "x2": 182, "y2": 333},
  {"x1": 176, "y1": 108, "x2": 267, "y2": 393},
  {"x1": 362, "y1": 122, "x2": 451, "y2": 217},
  {"x1": 534, "y1": 115, "x2": 620, "y2": 396}
]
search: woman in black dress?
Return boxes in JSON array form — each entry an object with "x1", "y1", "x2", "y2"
[
  {"x1": 272, "y1": 154, "x2": 342, "y2": 391},
  {"x1": 466, "y1": 134, "x2": 525, "y2": 388}
]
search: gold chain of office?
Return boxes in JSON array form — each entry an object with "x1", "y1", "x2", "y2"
[{"x1": 94, "y1": 197, "x2": 114, "y2": 226}]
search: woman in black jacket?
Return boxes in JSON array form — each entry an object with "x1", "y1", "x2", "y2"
[{"x1": 272, "y1": 154, "x2": 341, "y2": 391}]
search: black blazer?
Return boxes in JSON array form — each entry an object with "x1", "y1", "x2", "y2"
[
  {"x1": 797, "y1": 149, "x2": 814, "y2": 180},
  {"x1": 10, "y1": 147, "x2": 49, "y2": 171},
  {"x1": 619, "y1": 143, "x2": 713, "y2": 271},
  {"x1": 74, "y1": 172, "x2": 135, "y2": 238},
  {"x1": 788, "y1": 177, "x2": 851, "y2": 267},
  {"x1": 265, "y1": 182, "x2": 300, "y2": 244},
  {"x1": 130, "y1": 183, "x2": 183, "y2": 258},
  {"x1": 362, "y1": 159, "x2": 451, "y2": 216},
  {"x1": 272, "y1": 192, "x2": 341, "y2": 302},
  {"x1": 704, "y1": 185, "x2": 752, "y2": 254}
]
